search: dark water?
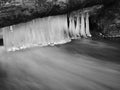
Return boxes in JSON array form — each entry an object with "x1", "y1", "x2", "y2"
[
  {"x1": 0, "y1": 39, "x2": 120, "y2": 90},
  {"x1": 59, "y1": 38, "x2": 120, "y2": 64}
]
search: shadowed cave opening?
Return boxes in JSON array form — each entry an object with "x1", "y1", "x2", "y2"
[{"x1": 0, "y1": 39, "x2": 3, "y2": 46}]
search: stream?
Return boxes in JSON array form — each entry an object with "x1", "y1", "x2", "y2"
[{"x1": 0, "y1": 39, "x2": 120, "y2": 90}]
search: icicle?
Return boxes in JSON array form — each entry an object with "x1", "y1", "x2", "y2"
[
  {"x1": 69, "y1": 16, "x2": 73, "y2": 38},
  {"x1": 69, "y1": 16, "x2": 76, "y2": 39},
  {"x1": 79, "y1": 16, "x2": 81, "y2": 36},
  {"x1": 62, "y1": 15, "x2": 71, "y2": 43},
  {"x1": 3, "y1": 27, "x2": 12, "y2": 51},
  {"x1": 10, "y1": 26, "x2": 13, "y2": 32},
  {"x1": 72, "y1": 18, "x2": 76, "y2": 39},
  {"x1": 80, "y1": 13, "x2": 87, "y2": 38},
  {"x1": 72, "y1": 17, "x2": 77, "y2": 39},
  {"x1": 30, "y1": 19, "x2": 39, "y2": 45},
  {"x1": 2, "y1": 27, "x2": 7, "y2": 49},
  {"x1": 75, "y1": 15, "x2": 81, "y2": 38},
  {"x1": 85, "y1": 12, "x2": 91, "y2": 37},
  {"x1": 49, "y1": 16, "x2": 55, "y2": 45},
  {"x1": 64, "y1": 16, "x2": 71, "y2": 42}
]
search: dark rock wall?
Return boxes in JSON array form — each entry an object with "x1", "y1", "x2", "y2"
[
  {"x1": 90, "y1": 0, "x2": 120, "y2": 37},
  {"x1": 1, "y1": 0, "x2": 120, "y2": 37},
  {"x1": 0, "y1": 0, "x2": 114, "y2": 28}
]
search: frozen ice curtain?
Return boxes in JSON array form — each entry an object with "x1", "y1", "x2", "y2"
[{"x1": 2, "y1": 13, "x2": 91, "y2": 51}]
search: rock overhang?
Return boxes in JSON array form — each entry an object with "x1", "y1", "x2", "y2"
[{"x1": 0, "y1": 0, "x2": 115, "y2": 28}]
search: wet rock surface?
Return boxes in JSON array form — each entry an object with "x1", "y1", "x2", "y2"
[
  {"x1": 90, "y1": 0, "x2": 120, "y2": 37},
  {"x1": 0, "y1": 0, "x2": 114, "y2": 28}
]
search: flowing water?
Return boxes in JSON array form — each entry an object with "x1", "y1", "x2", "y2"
[{"x1": 0, "y1": 39, "x2": 120, "y2": 90}]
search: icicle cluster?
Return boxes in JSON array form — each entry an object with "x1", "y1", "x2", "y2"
[
  {"x1": 69, "y1": 12, "x2": 91, "y2": 38},
  {"x1": 2, "y1": 12, "x2": 91, "y2": 51}
]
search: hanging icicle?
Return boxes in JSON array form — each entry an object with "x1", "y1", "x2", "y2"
[
  {"x1": 69, "y1": 16, "x2": 77, "y2": 39},
  {"x1": 80, "y1": 13, "x2": 87, "y2": 38},
  {"x1": 75, "y1": 15, "x2": 81, "y2": 38},
  {"x1": 85, "y1": 12, "x2": 91, "y2": 37},
  {"x1": 2, "y1": 11, "x2": 92, "y2": 51}
]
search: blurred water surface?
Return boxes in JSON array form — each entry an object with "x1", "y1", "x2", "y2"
[{"x1": 0, "y1": 39, "x2": 120, "y2": 90}]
